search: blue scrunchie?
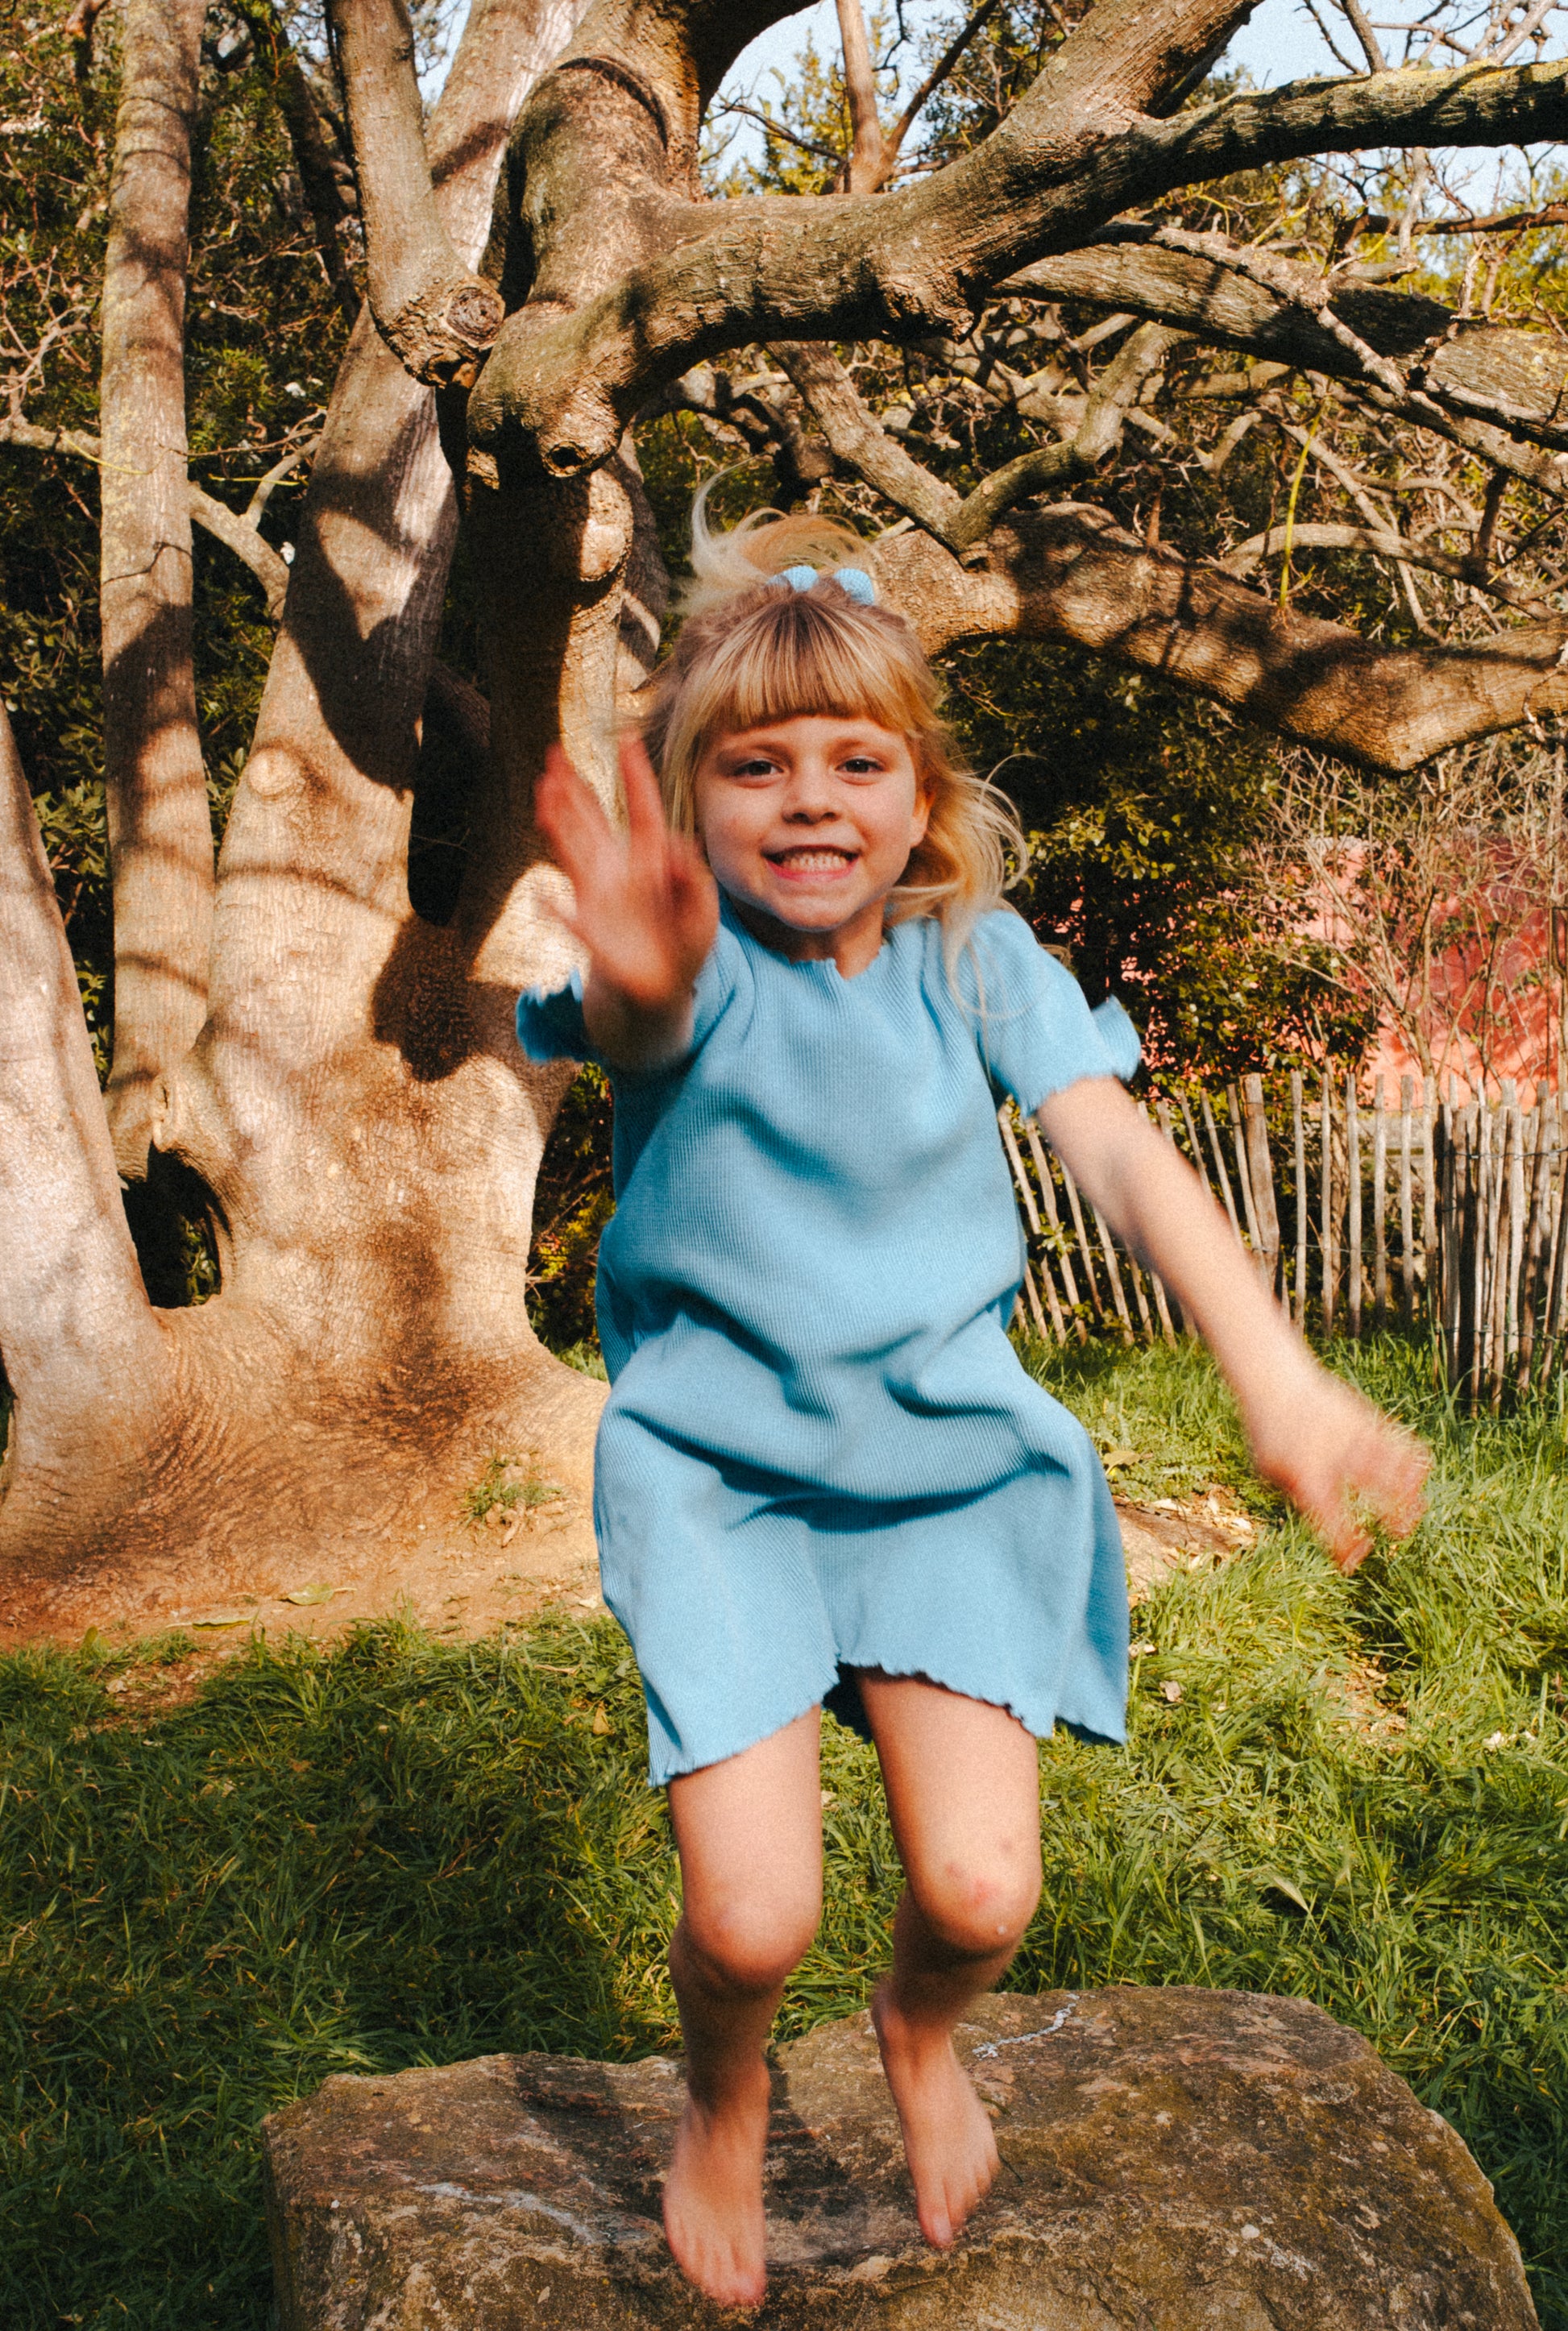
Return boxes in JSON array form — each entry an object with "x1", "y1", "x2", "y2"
[{"x1": 769, "y1": 562, "x2": 877, "y2": 604}]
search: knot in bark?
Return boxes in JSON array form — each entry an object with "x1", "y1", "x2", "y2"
[{"x1": 384, "y1": 276, "x2": 506, "y2": 390}]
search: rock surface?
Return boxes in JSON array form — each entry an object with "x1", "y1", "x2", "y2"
[{"x1": 264, "y1": 1985, "x2": 1537, "y2": 2329}]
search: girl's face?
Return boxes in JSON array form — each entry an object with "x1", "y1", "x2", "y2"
[{"x1": 691, "y1": 714, "x2": 931, "y2": 969}]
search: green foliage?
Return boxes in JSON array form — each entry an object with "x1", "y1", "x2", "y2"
[
  {"x1": 944, "y1": 643, "x2": 1373, "y2": 1074},
  {"x1": 527, "y1": 1066, "x2": 616, "y2": 1355},
  {"x1": 5, "y1": 1338, "x2": 1568, "y2": 2326},
  {"x1": 0, "y1": 2, "x2": 352, "y2": 1058}
]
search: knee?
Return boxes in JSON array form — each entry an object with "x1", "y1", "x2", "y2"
[
  {"x1": 678, "y1": 1888, "x2": 820, "y2": 1997},
  {"x1": 908, "y1": 1850, "x2": 1041, "y2": 1962}
]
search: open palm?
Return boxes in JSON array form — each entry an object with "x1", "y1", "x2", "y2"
[{"x1": 536, "y1": 737, "x2": 718, "y2": 1018}]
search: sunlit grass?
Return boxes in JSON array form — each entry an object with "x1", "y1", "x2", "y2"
[{"x1": 2, "y1": 1335, "x2": 1565, "y2": 2327}]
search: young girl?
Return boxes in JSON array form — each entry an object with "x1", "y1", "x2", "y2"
[{"x1": 517, "y1": 508, "x2": 1427, "y2": 2312}]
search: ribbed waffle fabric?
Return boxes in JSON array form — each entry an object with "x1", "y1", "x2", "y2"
[{"x1": 517, "y1": 904, "x2": 1138, "y2": 1785}]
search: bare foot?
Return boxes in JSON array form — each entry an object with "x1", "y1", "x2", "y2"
[
  {"x1": 662, "y1": 2055, "x2": 772, "y2": 2310},
  {"x1": 871, "y1": 1983, "x2": 1000, "y2": 2248}
]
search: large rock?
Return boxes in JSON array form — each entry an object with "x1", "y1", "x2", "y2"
[{"x1": 264, "y1": 1986, "x2": 1537, "y2": 2328}]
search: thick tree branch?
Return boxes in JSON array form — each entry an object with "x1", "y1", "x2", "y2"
[
  {"x1": 327, "y1": 0, "x2": 506, "y2": 384},
  {"x1": 874, "y1": 509, "x2": 1568, "y2": 773},
  {"x1": 470, "y1": 44, "x2": 1568, "y2": 474},
  {"x1": 1003, "y1": 231, "x2": 1568, "y2": 454},
  {"x1": 98, "y1": 0, "x2": 215, "y2": 1184}
]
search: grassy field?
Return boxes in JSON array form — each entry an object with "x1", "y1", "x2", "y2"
[{"x1": 3, "y1": 1333, "x2": 1567, "y2": 2329}]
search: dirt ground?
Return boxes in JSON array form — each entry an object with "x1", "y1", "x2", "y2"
[{"x1": 4, "y1": 1484, "x2": 1263, "y2": 1699}]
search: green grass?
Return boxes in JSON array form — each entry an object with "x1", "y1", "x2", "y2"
[{"x1": 3, "y1": 1334, "x2": 1567, "y2": 2328}]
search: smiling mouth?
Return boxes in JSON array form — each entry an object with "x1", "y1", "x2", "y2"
[{"x1": 766, "y1": 847, "x2": 857, "y2": 873}]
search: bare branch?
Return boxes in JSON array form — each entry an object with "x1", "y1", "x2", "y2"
[
  {"x1": 873, "y1": 508, "x2": 1568, "y2": 772},
  {"x1": 1222, "y1": 518, "x2": 1553, "y2": 613},
  {"x1": 0, "y1": 414, "x2": 294, "y2": 616},
  {"x1": 771, "y1": 342, "x2": 962, "y2": 537},
  {"x1": 1001, "y1": 232, "x2": 1568, "y2": 454},
  {"x1": 189, "y1": 483, "x2": 292, "y2": 616},
  {"x1": 877, "y1": 0, "x2": 1005, "y2": 185},
  {"x1": 836, "y1": 0, "x2": 886, "y2": 194},
  {"x1": 326, "y1": 0, "x2": 505, "y2": 385},
  {"x1": 1335, "y1": 0, "x2": 1386, "y2": 74}
]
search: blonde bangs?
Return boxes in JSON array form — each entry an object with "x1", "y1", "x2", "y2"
[{"x1": 655, "y1": 593, "x2": 940, "y2": 835}]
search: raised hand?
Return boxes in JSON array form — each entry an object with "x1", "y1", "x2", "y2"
[
  {"x1": 535, "y1": 736, "x2": 718, "y2": 1063},
  {"x1": 1246, "y1": 1370, "x2": 1429, "y2": 1574}
]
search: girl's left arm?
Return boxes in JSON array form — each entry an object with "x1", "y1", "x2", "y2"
[{"x1": 1035, "y1": 1078, "x2": 1429, "y2": 1571}]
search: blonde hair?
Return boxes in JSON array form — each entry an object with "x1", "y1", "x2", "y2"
[{"x1": 638, "y1": 494, "x2": 1026, "y2": 956}]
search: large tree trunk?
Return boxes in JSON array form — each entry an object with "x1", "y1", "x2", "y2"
[
  {"x1": 97, "y1": 0, "x2": 214, "y2": 1295},
  {"x1": 0, "y1": 0, "x2": 604, "y2": 1628}
]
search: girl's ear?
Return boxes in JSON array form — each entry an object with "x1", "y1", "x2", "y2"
[{"x1": 910, "y1": 761, "x2": 935, "y2": 849}]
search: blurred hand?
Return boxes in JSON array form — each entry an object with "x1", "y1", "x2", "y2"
[
  {"x1": 535, "y1": 736, "x2": 718, "y2": 1029},
  {"x1": 1246, "y1": 1370, "x2": 1429, "y2": 1573}
]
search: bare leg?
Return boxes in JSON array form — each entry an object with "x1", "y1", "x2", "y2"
[
  {"x1": 662, "y1": 1709, "x2": 823, "y2": 2310},
  {"x1": 856, "y1": 1672, "x2": 1042, "y2": 2250}
]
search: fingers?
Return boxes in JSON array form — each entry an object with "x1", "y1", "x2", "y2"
[
  {"x1": 1280, "y1": 1412, "x2": 1429, "y2": 1574},
  {"x1": 620, "y1": 734, "x2": 670, "y2": 853},
  {"x1": 537, "y1": 743, "x2": 616, "y2": 885}
]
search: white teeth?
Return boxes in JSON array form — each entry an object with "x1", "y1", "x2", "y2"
[{"x1": 774, "y1": 850, "x2": 851, "y2": 869}]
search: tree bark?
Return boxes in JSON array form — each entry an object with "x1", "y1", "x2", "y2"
[
  {"x1": 0, "y1": 705, "x2": 168, "y2": 1577},
  {"x1": 876, "y1": 511, "x2": 1568, "y2": 771},
  {"x1": 97, "y1": 0, "x2": 214, "y2": 1202},
  {"x1": 465, "y1": 43, "x2": 1568, "y2": 475},
  {"x1": 327, "y1": 0, "x2": 506, "y2": 383},
  {"x1": 0, "y1": 0, "x2": 597, "y2": 1611}
]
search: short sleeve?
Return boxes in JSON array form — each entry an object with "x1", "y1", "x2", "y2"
[
  {"x1": 962, "y1": 910, "x2": 1141, "y2": 1116},
  {"x1": 514, "y1": 927, "x2": 742, "y2": 1073}
]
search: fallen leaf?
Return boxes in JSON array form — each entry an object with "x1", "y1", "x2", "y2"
[
  {"x1": 1130, "y1": 1640, "x2": 1156, "y2": 1658},
  {"x1": 284, "y1": 1584, "x2": 336, "y2": 1607},
  {"x1": 590, "y1": 1704, "x2": 612, "y2": 1736},
  {"x1": 190, "y1": 1611, "x2": 254, "y2": 1628},
  {"x1": 1160, "y1": 1678, "x2": 1184, "y2": 1704},
  {"x1": 1101, "y1": 1446, "x2": 1143, "y2": 1470}
]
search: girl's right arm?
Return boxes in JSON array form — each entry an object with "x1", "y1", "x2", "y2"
[{"x1": 533, "y1": 738, "x2": 718, "y2": 1072}]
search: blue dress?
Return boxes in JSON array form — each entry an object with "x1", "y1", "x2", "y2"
[{"x1": 516, "y1": 903, "x2": 1138, "y2": 1786}]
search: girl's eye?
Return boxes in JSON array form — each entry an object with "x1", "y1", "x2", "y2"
[
  {"x1": 840, "y1": 757, "x2": 886, "y2": 778},
  {"x1": 729, "y1": 757, "x2": 780, "y2": 779}
]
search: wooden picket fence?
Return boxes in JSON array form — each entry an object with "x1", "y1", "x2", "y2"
[{"x1": 1001, "y1": 1070, "x2": 1568, "y2": 1408}]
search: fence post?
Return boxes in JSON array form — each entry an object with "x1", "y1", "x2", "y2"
[
  {"x1": 1321, "y1": 1074, "x2": 1336, "y2": 1338},
  {"x1": 1242, "y1": 1072, "x2": 1280, "y2": 1294},
  {"x1": 1023, "y1": 1115, "x2": 1088, "y2": 1340},
  {"x1": 1399, "y1": 1073, "x2": 1416, "y2": 1327},
  {"x1": 1346, "y1": 1076, "x2": 1363, "y2": 1341},
  {"x1": 1292, "y1": 1069, "x2": 1307, "y2": 1329},
  {"x1": 1372, "y1": 1075, "x2": 1388, "y2": 1328},
  {"x1": 1200, "y1": 1089, "x2": 1242, "y2": 1242}
]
